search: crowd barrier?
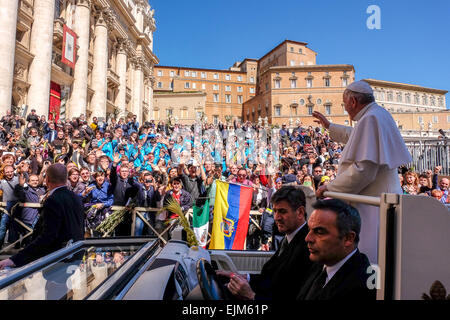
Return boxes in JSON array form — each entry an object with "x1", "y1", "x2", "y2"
[
  {"x1": 405, "y1": 139, "x2": 450, "y2": 175},
  {"x1": 0, "y1": 202, "x2": 263, "y2": 254}
]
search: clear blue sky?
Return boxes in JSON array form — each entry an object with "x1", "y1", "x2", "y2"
[{"x1": 149, "y1": 0, "x2": 450, "y2": 105}]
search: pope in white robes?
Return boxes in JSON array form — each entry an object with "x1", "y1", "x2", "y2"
[{"x1": 314, "y1": 80, "x2": 412, "y2": 263}]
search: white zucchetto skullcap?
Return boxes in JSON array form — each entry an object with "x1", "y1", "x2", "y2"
[{"x1": 346, "y1": 80, "x2": 374, "y2": 95}]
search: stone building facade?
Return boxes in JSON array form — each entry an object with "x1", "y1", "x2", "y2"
[
  {"x1": 153, "y1": 64, "x2": 256, "y2": 124},
  {"x1": 241, "y1": 40, "x2": 449, "y2": 134},
  {"x1": 0, "y1": 0, "x2": 158, "y2": 124}
]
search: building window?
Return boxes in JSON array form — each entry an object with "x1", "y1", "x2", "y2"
[
  {"x1": 439, "y1": 98, "x2": 444, "y2": 107},
  {"x1": 201, "y1": 72, "x2": 206, "y2": 79},
  {"x1": 290, "y1": 47, "x2": 294, "y2": 52},
  {"x1": 387, "y1": 92, "x2": 393, "y2": 101},
  {"x1": 433, "y1": 116, "x2": 438, "y2": 123},
  {"x1": 226, "y1": 74, "x2": 231, "y2": 81},
  {"x1": 157, "y1": 70, "x2": 163, "y2": 77},
  {"x1": 414, "y1": 95, "x2": 420, "y2": 104},
  {"x1": 307, "y1": 106, "x2": 313, "y2": 115},
  {"x1": 291, "y1": 106, "x2": 298, "y2": 116},
  {"x1": 202, "y1": 83, "x2": 206, "y2": 90},
  {"x1": 447, "y1": 115, "x2": 450, "y2": 123},
  {"x1": 397, "y1": 93, "x2": 402, "y2": 102},
  {"x1": 430, "y1": 96, "x2": 436, "y2": 106},
  {"x1": 265, "y1": 83, "x2": 269, "y2": 90},
  {"x1": 317, "y1": 98, "x2": 322, "y2": 105},
  {"x1": 290, "y1": 79, "x2": 297, "y2": 88},
  {"x1": 307, "y1": 79, "x2": 312, "y2": 88},
  {"x1": 418, "y1": 116, "x2": 423, "y2": 124},
  {"x1": 213, "y1": 93, "x2": 219, "y2": 102},
  {"x1": 342, "y1": 78, "x2": 348, "y2": 87},
  {"x1": 237, "y1": 75, "x2": 242, "y2": 81},
  {"x1": 225, "y1": 85, "x2": 231, "y2": 92},
  {"x1": 238, "y1": 86, "x2": 243, "y2": 92},
  {"x1": 157, "y1": 82, "x2": 163, "y2": 88},
  {"x1": 213, "y1": 115, "x2": 219, "y2": 125},
  {"x1": 225, "y1": 94, "x2": 231, "y2": 103},
  {"x1": 250, "y1": 77, "x2": 255, "y2": 83},
  {"x1": 325, "y1": 78, "x2": 330, "y2": 87},
  {"x1": 423, "y1": 95, "x2": 428, "y2": 105},
  {"x1": 170, "y1": 81, "x2": 173, "y2": 89},
  {"x1": 290, "y1": 60, "x2": 295, "y2": 66},
  {"x1": 166, "y1": 109, "x2": 173, "y2": 117},
  {"x1": 191, "y1": 71, "x2": 197, "y2": 77},
  {"x1": 213, "y1": 84, "x2": 219, "y2": 90},
  {"x1": 237, "y1": 95, "x2": 243, "y2": 104},
  {"x1": 405, "y1": 94, "x2": 411, "y2": 104},
  {"x1": 184, "y1": 82, "x2": 190, "y2": 89},
  {"x1": 192, "y1": 83, "x2": 196, "y2": 89},
  {"x1": 379, "y1": 91, "x2": 385, "y2": 100},
  {"x1": 299, "y1": 99, "x2": 305, "y2": 106},
  {"x1": 275, "y1": 106, "x2": 281, "y2": 116},
  {"x1": 214, "y1": 73, "x2": 219, "y2": 80},
  {"x1": 299, "y1": 48, "x2": 303, "y2": 54},
  {"x1": 170, "y1": 71, "x2": 175, "y2": 77},
  {"x1": 275, "y1": 80, "x2": 280, "y2": 89},
  {"x1": 184, "y1": 70, "x2": 190, "y2": 77},
  {"x1": 250, "y1": 87, "x2": 255, "y2": 94},
  {"x1": 325, "y1": 105, "x2": 331, "y2": 115}
]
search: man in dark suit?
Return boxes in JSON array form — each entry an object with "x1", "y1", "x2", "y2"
[
  {"x1": 0, "y1": 164, "x2": 85, "y2": 269},
  {"x1": 217, "y1": 186, "x2": 313, "y2": 300},
  {"x1": 297, "y1": 199, "x2": 376, "y2": 300}
]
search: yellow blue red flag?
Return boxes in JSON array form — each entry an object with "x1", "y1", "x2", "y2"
[{"x1": 209, "y1": 181, "x2": 253, "y2": 250}]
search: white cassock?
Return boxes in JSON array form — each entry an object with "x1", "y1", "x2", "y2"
[{"x1": 327, "y1": 102, "x2": 412, "y2": 263}]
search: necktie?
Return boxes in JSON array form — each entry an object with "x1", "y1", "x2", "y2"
[
  {"x1": 278, "y1": 237, "x2": 289, "y2": 256},
  {"x1": 305, "y1": 268, "x2": 328, "y2": 300}
]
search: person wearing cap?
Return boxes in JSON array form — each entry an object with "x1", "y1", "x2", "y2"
[{"x1": 313, "y1": 80, "x2": 412, "y2": 263}]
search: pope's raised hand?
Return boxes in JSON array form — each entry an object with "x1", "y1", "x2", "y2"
[{"x1": 312, "y1": 111, "x2": 330, "y2": 129}]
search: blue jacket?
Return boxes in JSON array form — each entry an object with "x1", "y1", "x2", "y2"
[
  {"x1": 14, "y1": 185, "x2": 46, "y2": 225},
  {"x1": 81, "y1": 181, "x2": 114, "y2": 207}
]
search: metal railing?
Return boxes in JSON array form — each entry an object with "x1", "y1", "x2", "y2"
[
  {"x1": 0, "y1": 202, "x2": 264, "y2": 254},
  {"x1": 405, "y1": 139, "x2": 450, "y2": 175}
]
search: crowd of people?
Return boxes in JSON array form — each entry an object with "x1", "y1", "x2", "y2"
[{"x1": 0, "y1": 108, "x2": 448, "y2": 251}]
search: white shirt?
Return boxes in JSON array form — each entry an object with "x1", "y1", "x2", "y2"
[
  {"x1": 324, "y1": 248, "x2": 357, "y2": 286},
  {"x1": 286, "y1": 221, "x2": 307, "y2": 244},
  {"x1": 246, "y1": 221, "x2": 307, "y2": 282}
]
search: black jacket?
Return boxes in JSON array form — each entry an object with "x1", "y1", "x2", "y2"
[
  {"x1": 296, "y1": 249, "x2": 376, "y2": 301},
  {"x1": 249, "y1": 224, "x2": 313, "y2": 300},
  {"x1": 10, "y1": 187, "x2": 84, "y2": 267}
]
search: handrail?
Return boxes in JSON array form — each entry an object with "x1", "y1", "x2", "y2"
[
  {"x1": 323, "y1": 191, "x2": 381, "y2": 207},
  {"x1": 0, "y1": 241, "x2": 85, "y2": 290}
]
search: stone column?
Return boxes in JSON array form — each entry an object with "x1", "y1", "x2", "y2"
[
  {"x1": 26, "y1": 0, "x2": 55, "y2": 118},
  {"x1": 131, "y1": 57, "x2": 145, "y2": 124},
  {"x1": 90, "y1": 9, "x2": 110, "y2": 121},
  {"x1": 146, "y1": 75, "x2": 156, "y2": 122},
  {"x1": 116, "y1": 38, "x2": 129, "y2": 118},
  {"x1": 0, "y1": 0, "x2": 19, "y2": 114},
  {"x1": 68, "y1": 0, "x2": 92, "y2": 119}
]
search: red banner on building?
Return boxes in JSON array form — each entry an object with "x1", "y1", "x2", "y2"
[
  {"x1": 62, "y1": 25, "x2": 77, "y2": 69},
  {"x1": 49, "y1": 82, "x2": 61, "y2": 122}
]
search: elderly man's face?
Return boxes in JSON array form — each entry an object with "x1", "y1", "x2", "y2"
[
  {"x1": 440, "y1": 178, "x2": 449, "y2": 191},
  {"x1": 343, "y1": 90, "x2": 359, "y2": 120}
]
